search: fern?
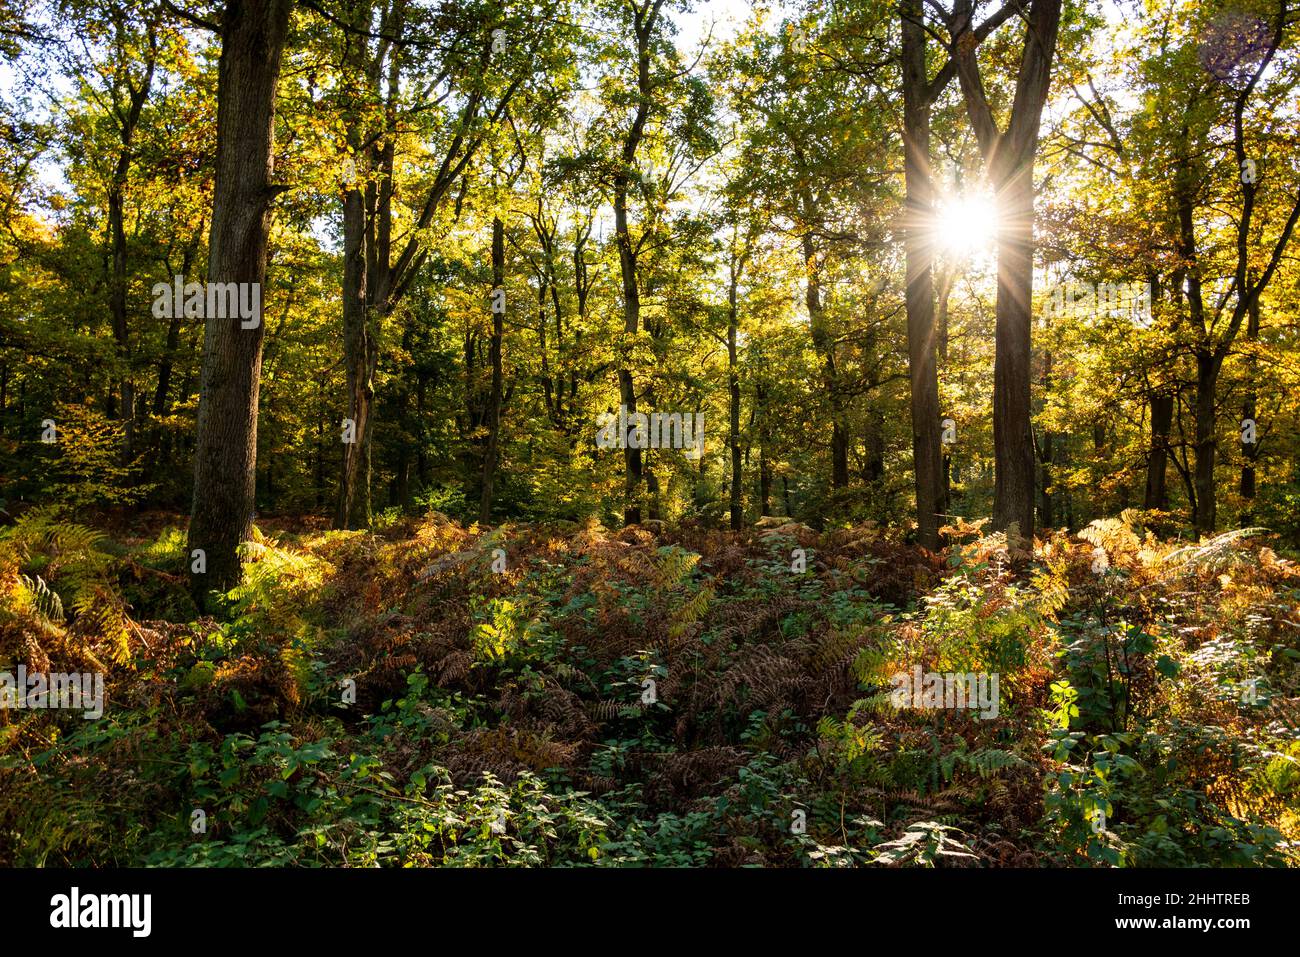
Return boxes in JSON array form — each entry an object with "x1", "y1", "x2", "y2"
[
  {"x1": 963, "y1": 748, "x2": 1029, "y2": 779},
  {"x1": 1162, "y1": 527, "x2": 1270, "y2": 575},
  {"x1": 18, "y1": 574, "x2": 64, "y2": 624}
]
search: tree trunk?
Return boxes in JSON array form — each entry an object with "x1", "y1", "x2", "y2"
[
  {"x1": 901, "y1": 0, "x2": 945, "y2": 549},
  {"x1": 615, "y1": 178, "x2": 642, "y2": 525},
  {"x1": 1239, "y1": 282, "x2": 1260, "y2": 521},
  {"x1": 335, "y1": 160, "x2": 374, "y2": 530},
  {"x1": 802, "y1": 232, "x2": 848, "y2": 490},
  {"x1": 1194, "y1": 351, "x2": 1219, "y2": 535},
  {"x1": 757, "y1": 381, "x2": 771, "y2": 516},
  {"x1": 479, "y1": 216, "x2": 505, "y2": 524},
  {"x1": 188, "y1": 0, "x2": 292, "y2": 596},
  {"x1": 952, "y1": 0, "x2": 1062, "y2": 540},
  {"x1": 1039, "y1": 347, "x2": 1054, "y2": 528},
  {"x1": 728, "y1": 262, "x2": 742, "y2": 530},
  {"x1": 105, "y1": 30, "x2": 155, "y2": 464},
  {"x1": 990, "y1": 167, "x2": 1038, "y2": 538},
  {"x1": 611, "y1": 5, "x2": 661, "y2": 526},
  {"x1": 1143, "y1": 391, "x2": 1172, "y2": 511}
]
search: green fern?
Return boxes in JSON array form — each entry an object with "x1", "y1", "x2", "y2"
[{"x1": 19, "y1": 574, "x2": 65, "y2": 624}]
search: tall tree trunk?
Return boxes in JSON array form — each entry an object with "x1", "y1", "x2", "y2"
[
  {"x1": 335, "y1": 158, "x2": 374, "y2": 529},
  {"x1": 479, "y1": 216, "x2": 505, "y2": 524},
  {"x1": 188, "y1": 0, "x2": 292, "y2": 596},
  {"x1": 612, "y1": 2, "x2": 665, "y2": 525},
  {"x1": 990, "y1": 166, "x2": 1038, "y2": 537},
  {"x1": 728, "y1": 260, "x2": 742, "y2": 530},
  {"x1": 105, "y1": 28, "x2": 156, "y2": 465},
  {"x1": 901, "y1": 0, "x2": 945, "y2": 549},
  {"x1": 1193, "y1": 350, "x2": 1220, "y2": 535},
  {"x1": 1039, "y1": 346, "x2": 1053, "y2": 528},
  {"x1": 952, "y1": 0, "x2": 1062, "y2": 539},
  {"x1": 614, "y1": 89, "x2": 645, "y2": 521},
  {"x1": 802, "y1": 231, "x2": 848, "y2": 490},
  {"x1": 1239, "y1": 280, "x2": 1260, "y2": 521},
  {"x1": 864, "y1": 408, "x2": 885, "y2": 484},
  {"x1": 1144, "y1": 391, "x2": 1174, "y2": 510},
  {"x1": 757, "y1": 381, "x2": 771, "y2": 516}
]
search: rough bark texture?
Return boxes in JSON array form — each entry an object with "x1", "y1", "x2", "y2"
[{"x1": 187, "y1": 0, "x2": 292, "y2": 596}]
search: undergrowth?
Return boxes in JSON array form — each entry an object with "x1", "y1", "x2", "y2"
[{"x1": 1, "y1": 508, "x2": 1297, "y2": 867}]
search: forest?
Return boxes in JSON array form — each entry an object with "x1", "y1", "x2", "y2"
[{"x1": 1, "y1": 0, "x2": 1299, "y2": 870}]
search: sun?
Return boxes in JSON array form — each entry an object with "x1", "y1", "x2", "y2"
[{"x1": 936, "y1": 192, "x2": 1000, "y2": 257}]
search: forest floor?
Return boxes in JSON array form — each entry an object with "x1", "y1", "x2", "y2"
[{"x1": 1, "y1": 507, "x2": 1298, "y2": 867}]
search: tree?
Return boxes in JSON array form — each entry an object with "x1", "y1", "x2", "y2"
[
  {"x1": 898, "y1": 0, "x2": 1015, "y2": 547},
  {"x1": 187, "y1": 0, "x2": 293, "y2": 596},
  {"x1": 947, "y1": 0, "x2": 1063, "y2": 537}
]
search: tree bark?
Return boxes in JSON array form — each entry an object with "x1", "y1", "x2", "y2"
[
  {"x1": 802, "y1": 231, "x2": 848, "y2": 490},
  {"x1": 612, "y1": 2, "x2": 664, "y2": 525},
  {"x1": 188, "y1": 0, "x2": 293, "y2": 596},
  {"x1": 104, "y1": 22, "x2": 157, "y2": 464},
  {"x1": 728, "y1": 259, "x2": 743, "y2": 531},
  {"x1": 1239, "y1": 276, "x2": 1260, "y2": 521},
  {"x1": 1144, "y1": 391, "x2": 1174, "y2": 511},
  {"x1": 901, "y1": 0, "x2": 945, "y2": 549},
  {"x1": 479, "y1": 216, "x2": 505, "y2": 523},
  {"x1": 990, "y1": 168, "x2": 1038, "y2": 536},
  {"x1": 1193, "y1": 350, "x2": 1220, "y2": 534},
  {"x1": 335, "y1": 148, "x2": 374, "y2": 529},
  {"x1": 951, "y1": 0, "x2": 1062, "y2": 539}
]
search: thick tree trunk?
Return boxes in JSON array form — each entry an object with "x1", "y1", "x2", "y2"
[
  {"x1": 188, "y1": 0, "x2": 292, "y2": 596},
  {"x1": 1144, "y1": 392, "x2": 1174, "y2": 510},
  {"x1": 864, "y1": 408, "x2": 885, "y2": 484},
  {"x1": 952, "y1": 0, "x2": 1061, "y2": 540},
  {"x1": 107, "y1": 184, "x2": 135, "y2": 460},
  {"x1": 901, "y1": 0, "x2": 945, "y2": 550},
  {"x1": 990, "y1": 168, "x2": 1037, "y2": 538},
  {"x1": 613, "y1": 191, "x2": 639, "y2": 522},
  {"x1": 614, "y1": 185, "x2": 642, "y2": 525},
  {"x1": 333, "y1": 0, "x2": 382, "y2": 530}
]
